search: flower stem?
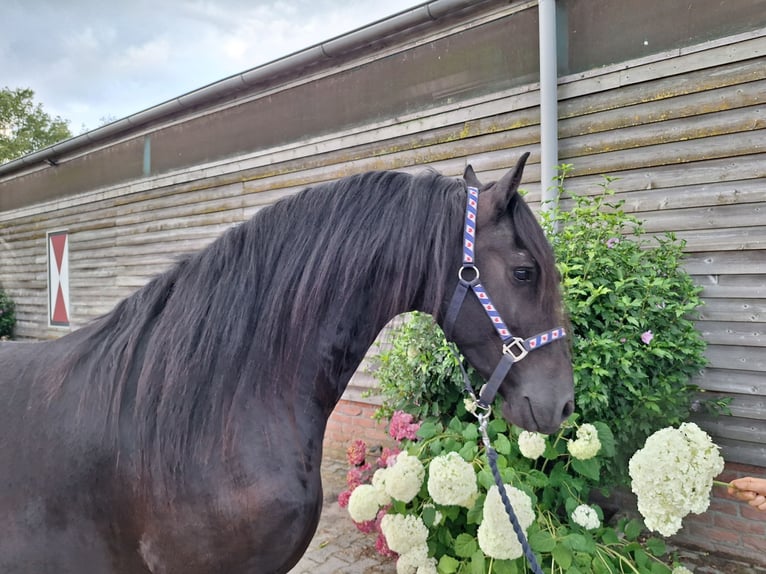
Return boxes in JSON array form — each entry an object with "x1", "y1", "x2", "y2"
[{"x1": 713, "y1": 479, "x2": 732, "y2": 489}]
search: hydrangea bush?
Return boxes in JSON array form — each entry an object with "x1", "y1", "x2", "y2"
[
  {"x1": 0, "y1": 287, "x2": 15, "y2": 339},
  {"x1": 341, "y1": 410, "x2": 699, "y2": 574},
  {"x1": 539, "y1": 167, "x2": 711, "y2": 482}
]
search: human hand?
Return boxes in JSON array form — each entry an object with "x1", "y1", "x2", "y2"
[{"x1": 728, "y1": 477, "x2": 766, "y2": 511}]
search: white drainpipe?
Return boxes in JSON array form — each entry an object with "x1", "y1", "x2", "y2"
[{"x1": 538, "y1": 0, "x2": 559, "y2": 210}]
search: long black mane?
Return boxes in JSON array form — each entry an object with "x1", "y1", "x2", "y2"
[{"x1": 47, "y1": 167, "x2": 557, "y2": 482}]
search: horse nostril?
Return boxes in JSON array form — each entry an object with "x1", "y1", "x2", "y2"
[{"x1": 561, "y1": 400, "x2": 575, "y2": 419}]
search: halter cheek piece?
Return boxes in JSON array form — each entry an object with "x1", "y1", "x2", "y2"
[{"x1": 443, "y1": 185, "x2": 566, "y2": 409}]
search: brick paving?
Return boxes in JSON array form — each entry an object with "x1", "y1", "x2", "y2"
[{"x1": 288, "y1": 456, "x2": 394, "y2": 574}]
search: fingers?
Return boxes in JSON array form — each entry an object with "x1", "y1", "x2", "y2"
[
  {"x1": 730, "y1": 489, "x2": 756, "y2": 502},
  {"x1": 730, "y1": 477, "x2": 766, "y2": 496},
  {"x1": 749, "y1": 494, "x2": 766, "y2": 511}
]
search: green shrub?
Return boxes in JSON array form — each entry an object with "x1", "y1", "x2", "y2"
[
  {"x1": 370, "y1": 312, "x2": 471, "y2": 423},
  {"x1": 539, "y1": 167, "x2": 708, "y2": 480},
  {"x1": 0, "y1": 288, "x2": 15, "y2": 339}
]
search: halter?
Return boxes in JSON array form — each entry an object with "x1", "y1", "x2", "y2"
[
  {"x1": 443, "y1": 185, "x2": 566, "y2": 409},
  {"x1": 443, "y1": 184, "x2": 568, "y2": 574}
]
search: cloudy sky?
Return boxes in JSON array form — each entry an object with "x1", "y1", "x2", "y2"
[{"x1": 3, "y1": 0, "x2": 423, "y2": 133}]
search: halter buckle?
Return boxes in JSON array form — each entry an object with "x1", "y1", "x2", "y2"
[{"x1": 502, "y1": 337, "x2": 529, "y2": 363}]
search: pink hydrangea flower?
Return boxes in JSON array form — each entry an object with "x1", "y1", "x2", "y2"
[
  {"x1": 641, "y1": 330, "x2": 654, "y2": 344},
  {"x1": 354, "y1": 518, "x2": 377, "y2": 534},
  {"x1": 388, "y1": 411, "x2": 421, "y2": 441},
  {"x1": 338, "y1": 490, "x2": 352, "y2": 508},
  {"x1": 346, "y1": 462, "x2": 372, "y2": 489},
  {"x1": 346, "y1": 439, "x2": 367, "y2": 467},
  {"x1": 378, "y1": 446, "x2": 401, "y2": 468},
  {"x1": 375, "y1": 532, "x2": 397, "y2": 558}
]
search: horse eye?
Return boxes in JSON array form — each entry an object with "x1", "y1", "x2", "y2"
[{"x1": 514, "y1": 268, "x2": 532, "y2": 282}]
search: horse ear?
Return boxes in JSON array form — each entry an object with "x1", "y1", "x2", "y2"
[
  {"x1": 484, "y1": 152, "x2": 530, "y2": 215},
  {"x1": 463, "y1": 164, "x2": 482, "y2": 189}
]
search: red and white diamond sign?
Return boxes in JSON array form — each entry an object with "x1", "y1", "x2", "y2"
[{"x1": 48, "y1": 231, "x2": 70, "y2": 326}]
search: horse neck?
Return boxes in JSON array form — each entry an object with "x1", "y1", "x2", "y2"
[{"x1": 297, "y1": 231, "x2": 455, "y2": 419}]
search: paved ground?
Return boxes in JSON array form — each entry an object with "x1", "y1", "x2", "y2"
[
  {"x1": 290, "y1": 454, "x2": 766, "y2": 574},
  {"x1": 288, "y1": 456, "x2": 394, "y2": 574}
]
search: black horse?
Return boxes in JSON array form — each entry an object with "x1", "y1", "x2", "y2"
[{"x1": 0, "y1": 153, "x2": 573, "y2": 573}]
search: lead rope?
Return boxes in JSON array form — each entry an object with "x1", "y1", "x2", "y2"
[{"x1": 458, "y1": 362, "x2": 545, "y2": 574}]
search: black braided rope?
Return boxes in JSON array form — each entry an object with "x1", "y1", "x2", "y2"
[
  {"x1": 486, "y1": 446, "x2": 544, "y2": 574},
  {"x1": 454, "y1": 356, "x2": 543, "y2": 573}
]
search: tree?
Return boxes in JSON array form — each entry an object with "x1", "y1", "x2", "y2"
[{"x1": 0, "y1": 87, "x2": 72, "y2": 164}]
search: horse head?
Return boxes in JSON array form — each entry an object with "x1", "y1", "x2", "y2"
[{"x1": 444, "y1": 153, "x2": 574, "y2": 435}]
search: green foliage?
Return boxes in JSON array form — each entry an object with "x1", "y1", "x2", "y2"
[
  {"x1": 1, "y1": 87, "x2": 72, "y2": 163},
  {"x1": 346, "y1": 411, "x2": 676, "y2": 573},
  {"x1": 0, "y1": 287, "x2": 15, "y2": 339},
  {"x1": 539, "y1": 166, "x2": 708, "y2": 481},
  {"x1": 370, "y1": 312, "x2": 471, "y2": 422}
]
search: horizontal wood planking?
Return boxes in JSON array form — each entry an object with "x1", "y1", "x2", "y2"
[{"x1": 1, "y1": 21, "x2": 764, "y2": 463}]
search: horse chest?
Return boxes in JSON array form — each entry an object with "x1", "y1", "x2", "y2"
[{"x1": 134, "y1": 464, "x2": 324, "y2": 574}]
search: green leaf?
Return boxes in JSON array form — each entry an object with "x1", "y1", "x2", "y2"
[
  {"x1": 459, "y1": 441, "x2": 478, "y2": 462},
  {"x1": 417, "y1": 421, "x2": 440, "y2": 440},
  {"x1": 477, "y1": 468, "x2": 495, "y2": 490},
  {"x1": 623, "y1": 518, "x2": 643, "y2": 541},
  {"x1": 422, "y1": 505, "x2": 436, "y2": 528},
  {"x1": 462, "y1": 423, "x2": 479, "y2": 441},
  {"x1": 525, "y1": 469, "x2": 549, "y2": 488},
  {"x1": 493, "y1": 433, "x2": 512, "y2": 456},
  {"x1": 437, "y1": 554, "x2": 460, "y2": 574},
  {"x1": 552, "y1": 544, "x2": 573, "y2": 570},
  {"x1": 528, "y1": 529, "x2": 556, "y2": 553},
  {"x1": 592, "y1": 421, "x2": 616, "y2": 458},
  {"x1": 467, "y1": 494, "x2": 484, "y2": 524},
  {"x1": 645, "y1": 537, "x2": 667, "y2": 557},
  {"x1": 571, "y1": 457, "x2": 601, "y2": 481},
  {"x1": 448, "y1": 416, "x2": 464, "y2": 432},
  {"x1": 454, "y1": 533, "x2": 478, "y2": 558},
  {"x1": 593, "y1": 554, "x2": 615, "y2": 574},
  {"x1": 491, "y1": 559, "x2": 519, "y2": 574},
  {"x1": 469, "y1": 550, "x2": 486, "y2": 574},
  {"x1": 600, "y1": 528, "x2": 619, "y2": 545},
  {"x1": 564, "y1": 533, "x2": 596, "y2": 554}
]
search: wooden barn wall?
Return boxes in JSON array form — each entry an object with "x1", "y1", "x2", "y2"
[{"x1": 0, "y1": 14, "x2": 764, "y2": 465}]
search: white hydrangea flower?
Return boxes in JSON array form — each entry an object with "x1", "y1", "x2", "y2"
[
  {"x1": 629, "y1": 422, "x2": 724, "y2": 537},
  {"x1": 672, "y1": 566, "x2": 694, "y2": 574},
  {"x1": 518, "y1": 431, "x2": 547, "y2": 460},
  {"x1": 395, "y1": 544, "x2": 436, "y2": 574},
  {"x1": 567, "y1": 423, "x2": 601, "y2": 460},
  {"x1": 427, "y1": 452, "x2": 477, "y2": 507},
  {"x1": 571, "y1": 504, "x2": 601, "y2": 530},
  {"x1": 385, "y1": 452, "x2": 425, "y2": 503},
  {"x1": 416, "y1": 558, "x2": 438, "y2": 574},
  {"x1": 371, "y1": 468, "x2": 392, "y2": 506},
  {"x1": 477, "y1": 484, "x2": 535, "y2": 560},
  {"x1": 381, "y1": 513, "x2": 429, "y2": 555},
  {"x1": 347, "y1": 484, "x2": 381, "y2": 522}
]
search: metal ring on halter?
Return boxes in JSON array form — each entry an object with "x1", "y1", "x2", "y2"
[
  {"x1": 502, "y1": 337, "x2": 529, "y2": 363},
  {"x1": 458, "y1": 265, "x2": 480, "y2": 285}
]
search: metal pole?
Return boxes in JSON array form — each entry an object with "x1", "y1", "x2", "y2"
[{"x1": 538, "y1": 0, "x2": 559, "y2": 210}]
